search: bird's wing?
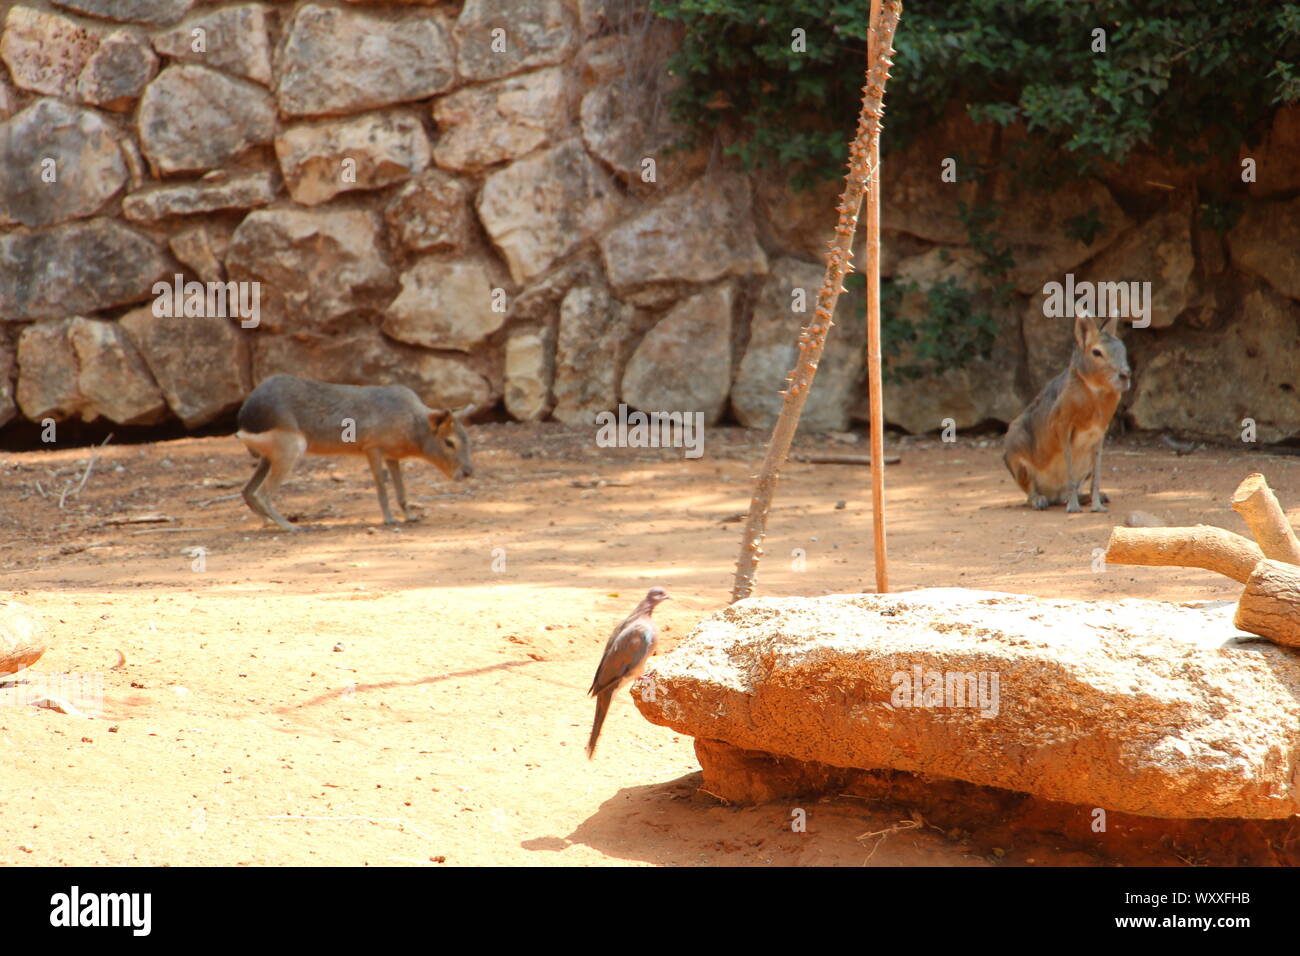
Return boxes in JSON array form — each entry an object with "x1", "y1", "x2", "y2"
[{"x1": 588, "y1": 620, "x2": 655, "y2": 697}]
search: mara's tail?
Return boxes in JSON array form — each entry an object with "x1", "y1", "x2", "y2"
[{"x1": 586, "y1": 691, "x2": 611, "y2": 759}]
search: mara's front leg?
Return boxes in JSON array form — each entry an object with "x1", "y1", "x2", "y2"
[
  {"x1": 1089, "y1": 440, "x2": 1109, "y2": 512},
  {"x1": 1064, "y1": 436, "x2": 1083, "y2": 513}
]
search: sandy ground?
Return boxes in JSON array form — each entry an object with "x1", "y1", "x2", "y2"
[{"x1": 1, "y1": 423, "x2": 1296, "y2": 867}]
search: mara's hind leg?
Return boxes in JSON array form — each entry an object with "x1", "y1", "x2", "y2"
[
  {"x1": 366, "y1": 449, "x2": 396, "y2": 525},
  {"x1": 242, "y1": 457, "x2": 274, "y2": 524},
  {"x1": 255, "y1": 432, "x2": 307, "y2": 532},
  {"x1": 385, "y1": 459, "x2": 417, "y2": 521}
]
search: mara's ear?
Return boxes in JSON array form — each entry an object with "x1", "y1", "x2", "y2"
[
  {"x1": 1100, "y1": 315, "x2": 1120, "y2": 337},
  {"x1": 454, "y1": 403, "x2": 477, "y2": 422},
  {"x1": 426, "y1": 408, "x2": 451, "y2": 428},
  {"x1": 1073, "y1": 313, "x2": 1095, "y2": 349}
]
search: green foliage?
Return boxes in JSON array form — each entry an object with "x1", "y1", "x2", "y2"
[
  {"x1": 652, "y1": 0, "x2": 1300, "y2": 185},
  {"x1": 881, "y1": 277, "x2": 1000, "y2": 384}
]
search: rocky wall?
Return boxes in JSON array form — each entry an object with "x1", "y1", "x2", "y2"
[{"x1": 1, "y1": 0, "x2": 1298, "y2": 442}]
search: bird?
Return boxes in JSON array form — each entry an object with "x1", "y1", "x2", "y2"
[{"x1": 586, "y1": 587, "x2": 670, "y2": 759}]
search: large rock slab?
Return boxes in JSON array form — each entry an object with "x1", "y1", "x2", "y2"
[
  {"x1": 137, "y1": 64, "x2": 275, "y2": 174},
  {"x1": 51, "y1": 0, "x2": 196, "y2": 26},
  {"x1": 252, "y1": 324, "x2": 492, "y2": 411},
  {"x1": 0, "y1": 219, "x2": 171, "y2": 319},
  {"x1": 622, "y1": 281, "x2": 734, "y2": 424},
  {"x1": 1246, "y1": 105, "x2": 1300, "y2": 199},
  {"x1": 478, "y1": 139, "x2": 622, "y2": 284},
  {"x1": 0, "y1": 601, "x2": 47, "y2": 676},
  {"x1": 0, "y1": 98, "x2": 127, "y2": 227},
  {"x1": 454, "y1": 0, "x2": 578, "y2": 82},
  {"x1": 1, "y1": 5, "x2": 101, "y2": 99},
  {"x1": 15, "y1": 319, "x2": 87, "y2": 421},
  {"x1": 225, "y1": 207, "x2": 396, "y2": 332},
  {"x1": 77, "y1": 27, "x2": 158, "y2": 110},
  {"x1": 635, "y1": 589, "x2": 1300, "y2": 819},
  {"x1": 384, "y1": 169, "x2": 475, "y2": 254},
  {"x1": 1226, "y1": 196, "x2": 1300, "y2": 303},
  {"x1": 552, "y1": 279, "x2": 640, "y2": 424},
  {"x1": 731, "y1": 257, "x2": 864, "y2": 432},
  {"x1": 277, "y1": 4, "x2": 455, "y2": 117},
  {"x1": 382, "y1": 258, "x2": 506, "y2": 352},
  {"x1": 432, "y1": 66, "x2": 568, "y2": 171},
  {"x1": 276, "y1": 110, "x2": 430, "y2": 206},
  {"x1": 1128, "y1": 284, "x2": 1300, "y2": 442},
  {"x1": 503, "y1": 324, "x2": 553, "y2": 421},
  {"x1": 119, "y1": 307, "x2": 249, "y2": 427},
  {"x1": 150, "y1": 4, "x2": 273, "y2": 86},
  {"x1": 599, "y1": 173, "x2": 768, "y2": 294},
  {"x1": 68, "y1": 316, "x2": 167, "y2": 425},
  {"x1": 1077, "y1": 199, "x2": 1195, "y2": 329},
  {"x1": 122, "y1": 170, "x2": 277, "y2": 222}
]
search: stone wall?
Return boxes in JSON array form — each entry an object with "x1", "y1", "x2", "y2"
[{"x1": 2, "y1": 0, "x2": 1299, "y2": 442}]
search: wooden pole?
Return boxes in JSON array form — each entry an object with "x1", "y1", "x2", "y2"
[
  {"x1": 729, "y1": 2, "x2": 902, "y2": 603},
  {"x1": 865, "y1": 0, "x2": 889, "y2": 594}
]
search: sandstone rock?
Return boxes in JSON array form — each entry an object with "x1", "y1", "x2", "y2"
[
  {"x1": 122, "y1": 170, "x2": 277, "y2": 222},
  {"x1": 0, "y1": 601, "x2": 47, "y2": 676},
  {"x1": 503, "y1": 325, "x2": 553, "y2": 421},
  {"x1": 731, "y1": 257, "x2": 864, "y2": 432},
  {"x1": 68, "y1": 316, "x2": 167, "y2": 425},
  {"x1": 635, "y1": 588, "x2": 1300, "y2": 818},
  {"x1": 876, "y1": 247, "x2": 1025, "y2": 432},
  {"x1": 252, "y1": 325, "x2": 492, "y2": 411},
  {"x1": 552, "y1": 281, "x2": 639, "y2": 424},
  {"x1": 1128, "y1": 285, "x2": 1300, "y2": 442},
  {"x1": 1, "y1": 6, "x2": 100, "y2": 99},
  {"x1": 578, "y1": 0, "x2": 635, "y2": 37},
  {"x1": 225, "y1": 208, "x2": 396, "y2": 333},
  {"x1": 138, "y1": 65, "x2": 275, "y2": 175},
  {"x1": 1246, "y1": 106, "x2": 1300, "y2": 199},
  {"x1": 151, "y1": 4, "x2": 273, "y2": 87},
  {"x1": 168, "y1": 222, "x2": 231, "y2": 283},
  {"x1": 119, "y1": 307, "x2": 249, "y2": 427},
  {"x1": 508, "y1": 257, "x2": 596, "y2": 323},
  {"x1": 995, "y1": 178, "x2": 1131, "y2": 295},
  {"x1": 1226, "y1": 196, "x2": 1300, "y2": 303},
  {"x1": 0, "y1": 342, "x2": 16, "y2": 428},
  {"x1": 277, "y1": 4, "x2": 455, "y2": 117},
  {"x1": 384, "y1": 169, "x2": 475, "y2": 254},
  {"x1": 880, "y1": 111, "x2": 993, "y2": 245},
  {"x1": 51, "y1": 0, "x2": 197, "y2": 26},
  {"x1": 276, "y1": 110, "x2": 430, "y2": 206},
  {"x1": 622, "y1": 281, "x2": 734, "y2": 424},
  {"x1": 1078, "y1": 199, "x2": 1195, "y2": 329},
  {"x1": 600, "y1": 174, "x2": 768, "y2": 294},
  {"x1": 1020, "y1": 296, "x2": 1076, "y2": 394},
  {"x1": 76, "y1": 27, "x2": 157, "y2": 109},
  {"x1": 0, "y1": 98, "x2": 127, "y2": 227},
  {"x1": 383, "y1": 258, "x2": 506, "y2": 352},
  {"x1": 579, "y1": 79, "x2": 682, "y2": 184},
  {"x1": 454, "y1": 0, "x2": 578, "y2": 82},
  {"x1": 0, "y1": 219, "x2": 171, "y2": 320},
  {"x1": 478, "y1": 139, "x2": 622, "y2": 284},
  {"x1": 432, "y1": 66, "x2": 568, "y2": 171},
  {"x1": 16, "y1": 319, "x2": 86, "y2": 421}
]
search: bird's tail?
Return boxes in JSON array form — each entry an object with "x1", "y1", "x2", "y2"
[{"x1": 586, "y1": 691, "x2": 611, "y2": 759}]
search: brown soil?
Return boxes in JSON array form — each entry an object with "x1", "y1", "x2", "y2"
[{"x1": 2, "y1": 424, "x2": 1297, "y2": 866}]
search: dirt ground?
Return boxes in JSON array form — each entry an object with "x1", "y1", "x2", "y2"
[{"x1": 2, "y1": 423, "x2": 1296, "y2": 866}]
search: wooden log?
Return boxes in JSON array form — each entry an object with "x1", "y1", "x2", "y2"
[
  {"x1": 0, "y1": 601, "x2": 47, "y2": 676},
  {"x1": 1230, "y1": 473, "x2": 1300, "y2": 565},
  {"x1": 1234, "y1": 558, "x2": 1300, "y2": 647},
  {"x1": 1105, "y1": 525, "x2": 1264, "y2": 584}
]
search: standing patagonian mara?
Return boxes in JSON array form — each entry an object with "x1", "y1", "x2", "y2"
[{"x1": 586, "y1": 587, "x2": 670, "y2": 758}]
